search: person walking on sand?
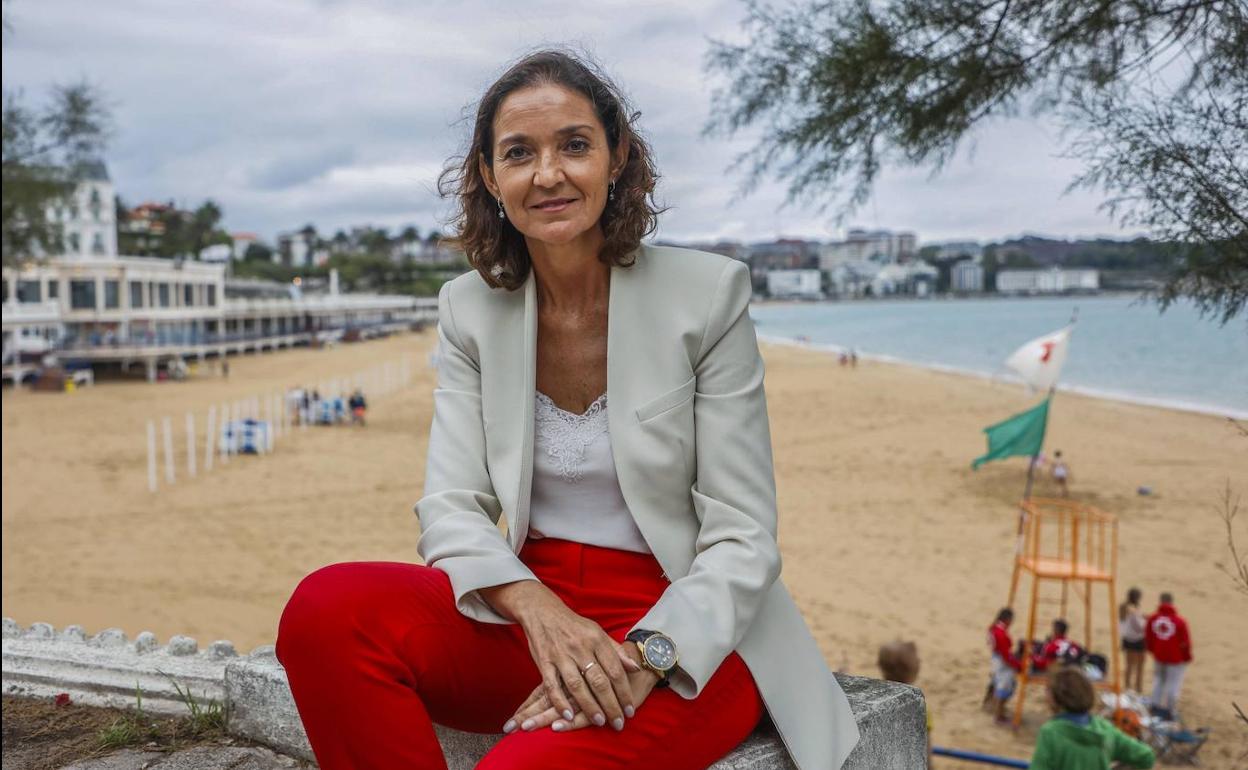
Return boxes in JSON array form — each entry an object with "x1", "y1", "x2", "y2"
[
  {"x1": 1145, "y1": 592, "x2": 1192, "y2": 718},
  {"x1": 1119, "y1": 587, "x2": 1147, "y2": 693},
  {"x1": 1028, "y1": 666, "x2": 1155, "y2": 770},
  {"x1": 1051, "y1": 450, "x2": 1071, "y2": 497}
]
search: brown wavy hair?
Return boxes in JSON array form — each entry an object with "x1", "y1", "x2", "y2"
[{"x1": 437, "y1": 48, "x2": 667, "y2": 290}]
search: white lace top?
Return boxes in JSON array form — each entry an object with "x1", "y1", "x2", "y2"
[{"x1": 528, "y1": 390, "x2": 652, "y2": 554}]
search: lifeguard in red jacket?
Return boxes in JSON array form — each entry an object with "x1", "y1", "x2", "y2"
[
  {"x1": 1145, "y1": 592, "x2": 1192, "y2": 716},
  {"x1": 985, "y1": 608, "x2": 1021, "y2": 724},
  {"x1": 1032, "y1": 619, "x2": 1084, "y2": 673}
]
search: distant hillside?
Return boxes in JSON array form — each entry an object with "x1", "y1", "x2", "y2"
[{"x1": 986, "y1": 236, "x2": 1176, "y2": 271}]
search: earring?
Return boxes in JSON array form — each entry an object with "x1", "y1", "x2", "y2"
[
  {"x1": 497, "y1": 197, "x2": 505, "y2": 220},
  {"x1": 608, "y1": 180, "x2": 616, "y2": 202}
]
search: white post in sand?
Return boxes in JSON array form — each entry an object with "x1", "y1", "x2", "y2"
[
  {"x1": 205, "y1": 405, "x2": 216, "y2": 472},
  {"x1": 262, "y1": 398, "x2": 272, "y2": 454},
  {"x1": 162, "y1": 416, "x2": 176, "y2": 484},
  {"x1": 146, "y1": 420, "x2": 158, "y2": 493},
  {"x1": 185, "y1": 412, "x2": 197, "y2": 478},
  {"x1": 220, "y1": 401, "x2": 231, "y2": 463}
]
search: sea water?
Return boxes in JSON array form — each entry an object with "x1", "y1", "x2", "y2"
[{"x1": 750, "y1": 295, "x2": 1248, "y2": 417}]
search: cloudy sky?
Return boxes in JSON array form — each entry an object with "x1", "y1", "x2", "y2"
[{"x1": 2, "y1": 0, "x2": 1140, "y2": 246}]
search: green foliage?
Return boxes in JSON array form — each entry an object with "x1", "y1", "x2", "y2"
[
  {"x1": 162, "y1": 672, "x2": 228, "y2": 736},
  {"x1": 705, "y1": 0, "x2": 1248, "y2": 322},
  {"x1": 2, "y1": 81, "x2": 111, "y2": 265},
  {"x1": 97, "y1": 683, "x2": 152, "y2": 750}
]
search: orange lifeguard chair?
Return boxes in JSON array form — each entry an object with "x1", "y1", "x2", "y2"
[{"x1": 1007, "y1": 498, "x2": 1122, "y2": 727}]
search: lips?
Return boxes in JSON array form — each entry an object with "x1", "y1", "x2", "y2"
[{"x1": 533, "y1": 198, "x2": 576, "y2": 210}]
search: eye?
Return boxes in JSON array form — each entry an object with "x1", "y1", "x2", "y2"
[
  {"x1": 503, "y1": 146, "x2": 528, "y2": 160},
  {"x1": 566, "y1": 137, "x2": 590, "y2": 152}
]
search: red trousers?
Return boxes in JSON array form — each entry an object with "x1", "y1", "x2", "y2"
[{"x1": 276, "y1": 537, "x2": 764, "y2": 769}]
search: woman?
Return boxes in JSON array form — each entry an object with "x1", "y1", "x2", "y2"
[
  {"x1": 1119, "y1": 587, "x2": 1146, "y2": 693},
  {"x1": 276, "y1": 49, "x2": 857, "y2": 770}
]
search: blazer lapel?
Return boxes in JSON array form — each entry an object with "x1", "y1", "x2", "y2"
[{"x1": 507, "y1": 269, "x2": 539, "y2": 552}]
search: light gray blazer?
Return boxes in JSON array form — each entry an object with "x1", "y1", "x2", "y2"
[{"x1": 414, "y1": 243, "x2": 859, "y2": 770}]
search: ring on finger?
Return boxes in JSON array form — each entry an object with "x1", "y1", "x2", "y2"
[{"x1": 580, "y1": 660, "x2": 597, "y2": 675}]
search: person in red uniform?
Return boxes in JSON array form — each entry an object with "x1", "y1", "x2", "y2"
[
  {"x1": 1032, "y1": 619, "x2": 1084, "y2": 674},
  {"x1": 1145, "y1": 592, "x2": 1192, "y2": 717},
  {"x1": 984, "y1": 608, "x2": 1022, "y2": 724}
]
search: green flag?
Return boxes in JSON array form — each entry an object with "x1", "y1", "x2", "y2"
[{"x1": 971, "y1": 396, "x2": 1051, "y2": 470}]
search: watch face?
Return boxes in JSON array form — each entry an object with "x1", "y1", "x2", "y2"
[{"x1": 643, "y1": 635, "x2": 677, "y2": 671}]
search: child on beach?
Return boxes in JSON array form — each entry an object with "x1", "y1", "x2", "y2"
[
  {"x1": 1051, "y1": 450, "x2": 1071, "y2": 497},
  {"x1": 877, "y1": 640, "x2": 932, "y2": 766},
  {"x1": 984, "y1": 607, "x2": 1022, "y2": 724},
  {"x1": 1028, "y1": 666, "x2": 1155, "y2": 769}
]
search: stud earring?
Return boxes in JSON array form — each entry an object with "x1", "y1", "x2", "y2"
[
  {"x1": 497, "y1": 197, "x2": 505, "y2": 220},
  {"x1": 608, "y1": 180, "x2": 616, "y2": 202}
]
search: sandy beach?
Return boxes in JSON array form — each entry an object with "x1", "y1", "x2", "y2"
[{"x1": 3, "y1": 329, "x2": 1246, "y2": 767}]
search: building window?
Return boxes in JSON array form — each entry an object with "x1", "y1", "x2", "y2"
[
  {"x1": 48, "y1": 280, "x2": 59, "y2": 299},
  {"x1": 206, "y1": 285, "x2": 217, "y2": 306},
  {"x1": 158, "y1": 283, "x2": 171, "y2": 307},
  {"x1": 17, "y1": 280, "x2": 41, "y2": 303},
  {"x1": 92, "y1": 233, "x2": 106, "y2": 254},
  {"x1": 68, "y1": 232, "x2": 81, "y2": 253},
  {"x1": 70, "y1": 280, "x2": 96, "y2": 310},
  {"x1": 104, "y1": 280, "x2": 120, "y2": 309},
  {"x1": 130, "y1": 281, "x2": 144, "y2": 308},
  {"x1": 184, "y1": 284, "x2": 194, "y2": 306}
]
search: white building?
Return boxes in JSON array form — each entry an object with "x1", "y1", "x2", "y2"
[
  {"x1": 43, "y1": 160, "x2": 119, "y2": 261},
  {"x1": 766, "y1": 269, "x2": 823, "y2": 299},
  {"x1": 951, "y1": 260, "x2": 985, "y2": 293},
  {"x1": 3, "y1": 179, "x2": 432, "y2": 381},
  {"x1": 996, "y1": 267, "x2": 1100, "y2": 294},
  {"x1": 231, "y1": 232, "x2": 261, "y2": 261}
]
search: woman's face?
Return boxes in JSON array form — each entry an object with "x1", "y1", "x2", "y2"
[{"x1": 480, "y1": 83, "x2": 624, "y2": 248}]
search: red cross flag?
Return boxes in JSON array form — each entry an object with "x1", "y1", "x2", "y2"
[{"x1": 1004, "y1": 326, "x2": 1072, "y2": 393}]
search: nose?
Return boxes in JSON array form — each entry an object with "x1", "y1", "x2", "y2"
[{"x1": 532, "y1": 148, "x2": 566, "y2": 188}]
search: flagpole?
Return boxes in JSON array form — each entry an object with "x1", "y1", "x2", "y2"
[{"x1": 1004, "y1": 311, "x2": 1077, "y2": 608}]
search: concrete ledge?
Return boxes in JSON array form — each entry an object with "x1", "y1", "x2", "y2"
[
  {"x1": 2, "y1": 618, "x2": 254, "y2": 714},
  {"x1": 225, "y1": 654, "x2": 927, "y2": 769},
  {"x1": 4, "y1": 619, "x2": 927, "y2": 769}
]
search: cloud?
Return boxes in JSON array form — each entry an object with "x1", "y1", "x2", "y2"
[{"x1": 1, "y1": 0, "x2": 1139, "y2": 244}]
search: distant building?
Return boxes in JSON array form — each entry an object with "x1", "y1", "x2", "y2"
[
  {"x1": 277, "y1": 230, "x2": 314, "y2": 268},
  {"x1": 45, "y1": 160, "x2": 118, "y2": 260},
  {"x1": 766, "y1": 269, "x2": 823, "y2": 300},
  {"x1": 821, "y1": 228, "x2": 917, "y2": 267},
  {"x1": 951, "y1": 260, "x2": 985, "y2": 293},
  {"x1": 996, "y1": 267, "x2": 1100, "y2": 294},
  {"x1": 871, "y1": 262, "x2": 937, "y2": 297},
  {"x1": 199, "y1": 244, "x2": 233, "y2": 263},
  {"x1": 231, "y1": 232, "x2": 260, "y2": 261}
]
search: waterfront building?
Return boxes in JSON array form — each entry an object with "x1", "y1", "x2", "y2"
[
  {"x1": 766, "y1": 269, "x2": 824, "y2": 300},
  {"x1": 951, "y1": 260, "x2": 985, "y2": 293},
  {"x1": 3, "y1": 175, "x2": 433, "y2": 383},
  {"x1": 996, "y1": 267, "x2": 1100, "y2": 294}
]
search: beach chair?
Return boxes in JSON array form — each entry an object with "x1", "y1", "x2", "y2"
[{"x1": 1143, "y1": 717, "x2": 1210, "y2": 765}]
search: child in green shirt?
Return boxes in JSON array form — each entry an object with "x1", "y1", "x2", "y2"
[{"x1": 1029, "y1": 666, "x2": 1155, "y2": 770}]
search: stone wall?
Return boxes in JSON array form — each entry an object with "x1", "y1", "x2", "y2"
[{"x1": 4, "y1": 619, "x2": 928, "y2": 769}]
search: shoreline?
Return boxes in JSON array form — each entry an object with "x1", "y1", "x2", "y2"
[{"x1": 756, "y1": 332, "x2": 1248, "y2": 421}]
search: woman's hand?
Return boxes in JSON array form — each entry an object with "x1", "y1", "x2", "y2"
[
  {"x1": 505, "y1": 641, "x2": 661, "y2": 734},
  {"x1": 478, "y1": 580, "x2": 641, "y2": 733}
]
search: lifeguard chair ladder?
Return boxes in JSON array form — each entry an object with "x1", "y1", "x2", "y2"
[{"x1": 1007, "y1": 498, "x2": 1122, "y2": 727}]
